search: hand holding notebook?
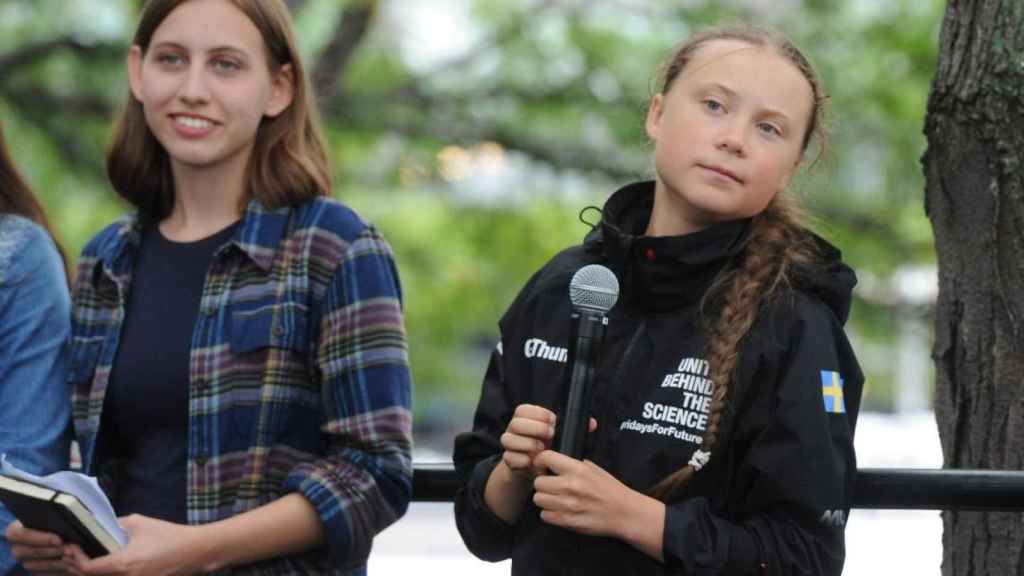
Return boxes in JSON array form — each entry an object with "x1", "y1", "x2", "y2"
[{"x1": 0, "y1": 455, "x2": 127, "y2": 558}]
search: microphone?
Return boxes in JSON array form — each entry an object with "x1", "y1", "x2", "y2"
[{"x1": 554, "y1": 264, "x2": 619, "y2": 459}]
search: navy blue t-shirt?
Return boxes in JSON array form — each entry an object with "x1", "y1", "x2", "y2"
[{"x1": 102, "y1": 221, "x2": 237, "y2": 523}]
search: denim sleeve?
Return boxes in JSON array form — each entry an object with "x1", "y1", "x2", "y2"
[{"x1": 0, "y1": 221, "x2": 72, "y2": 575}]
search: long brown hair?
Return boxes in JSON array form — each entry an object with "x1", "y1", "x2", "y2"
[
  {"x1": 0, "y1": 123, "x2": 70, "y2": 283},
  {"x1": 648, "y1": 25, "x2": 828, "y2": 501},
  {"x1": 106, "y1": 0, "x2": 331, "y2": 222}
]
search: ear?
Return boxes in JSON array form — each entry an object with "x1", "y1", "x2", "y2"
[
  {"x1": 264, "y1": 63, "x2": 295, "y2": 118},
  {"x1": 127, "y1": 46, "x2": 145, "y2": 103},
  {"x1": 645, "y1": 93, "x2": 664, "y2": 141}
]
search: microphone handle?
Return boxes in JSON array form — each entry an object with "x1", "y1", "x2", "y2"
[{"x1": 555, "y1": 311, "x2": 606, "y2": 459}]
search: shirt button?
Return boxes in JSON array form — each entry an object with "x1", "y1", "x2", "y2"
[
  {"x1": 204, "y1": 307, "x2": 216, "y2": 317},
  {"x1": 274, "y1": 324, "x2": 285, "y2": 337},
  {"x1": 195, "y1": 456, "x2": 207, "y2": 467}
]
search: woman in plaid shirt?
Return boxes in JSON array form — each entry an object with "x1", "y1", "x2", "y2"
[{"x1": 6, "y1": 1, "x2": 413, "y2": 574}]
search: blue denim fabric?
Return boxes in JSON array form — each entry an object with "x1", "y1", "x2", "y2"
[{"x1": 0, "y1": 216, "x2": 72, "y2": 575}]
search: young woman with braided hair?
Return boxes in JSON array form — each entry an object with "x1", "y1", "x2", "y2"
[{"x1": 454, "y1": 24, "x2": 863, "y2": 575}]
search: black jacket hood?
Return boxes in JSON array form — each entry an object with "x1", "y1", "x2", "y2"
[{"x1": 583, "y1": 181, "x2": 857, "y2": 323}]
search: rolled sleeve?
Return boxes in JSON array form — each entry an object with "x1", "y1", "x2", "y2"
[{"x1": 286, "y1": 226, "x2": 412, "y2": 565}]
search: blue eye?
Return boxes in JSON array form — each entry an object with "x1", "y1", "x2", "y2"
[
  {"x1": 212, "y1": 58, "x2": 241, "y2": 72},
  {"x1": 758, "y1": 123, "x2": 781, "y2": 137},
  {"x1": 155, "y1": 53, "x2": 184, "y2": 66},
  {"x1": 703, "y1": 99, "x2": 724, "y2": 113}
]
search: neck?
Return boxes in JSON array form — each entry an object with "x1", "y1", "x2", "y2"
[
  {"x1": 645, "y1": 178, "x2": 707, "y2": 237},
  {"x1": 162, "y1": 158, "x2": 248, "y2": 242}
]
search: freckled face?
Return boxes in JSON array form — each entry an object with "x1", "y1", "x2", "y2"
[
  {"x1": 645, "y1": 40, "x2": 814, "y2": 235},
  {"x1": 127, "y1": 0, "x2": 293, "y2": 173}
]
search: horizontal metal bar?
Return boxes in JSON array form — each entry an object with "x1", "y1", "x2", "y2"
[
  {"x1": 413, "y1": 463, "x2": 463, "y2": 503},
  {"x1": 412, "y1": 464, "x2": 1024, "y2": 510},
  {"x1": 853, "y1": 468, "x2": 1024, "y2": 510}
]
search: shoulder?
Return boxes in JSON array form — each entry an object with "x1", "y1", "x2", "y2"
[
  {"x1": 741, "y1": 288, "x2": 863, "y2": 405},
  {"x1": 281, "y1": 198, "x2": 403, "y2": 302},
  {"x1": 79, "y1": 215, "x2": 134, "y2": 260},
  {"x1": 0, "y1": 215, "x2": 62, "y2": 287},
  {"x1": 71, "y1": 216, "x2": 135, "y2": 288},
  {"x1": 781, "y1": 289, "x2": 845, "y2": 328},
  {"x1": 749, "y1": 288, "x2": 848, "y2": 354},
  {"x1": 0, "y1": 215, "x2": 41, "y2": 267},
  {"x1": 291, "y1": 196, "x2": 375, "y2": 246},
  {"x1": 285, "y1": 197, "x2": 394, "y2": 265}
]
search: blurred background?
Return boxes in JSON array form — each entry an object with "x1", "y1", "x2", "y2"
[{"x1": 0, "y1": 0, "x2": 946, "y2": 572}]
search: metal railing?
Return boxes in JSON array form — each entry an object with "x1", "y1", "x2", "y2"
[{"x1": 411, "y1": 463, "x2": 1024, "y2": 510}]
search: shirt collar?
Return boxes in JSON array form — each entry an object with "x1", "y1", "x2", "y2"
[
  {"x1": 90, "y1": 198, "x2": 293, "y2": 279},
  {"x1": 232, "y1": 198, "x2": 292, "y2": 272},
  {"x1": 587, "y1": 180, "x2": 753, "y2": 313},
  {"x1": 90, "y1": 214, "x2": 141, "y2": 283}
]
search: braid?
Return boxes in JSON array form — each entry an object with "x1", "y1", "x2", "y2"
[
  {"x1": 649, "y1": 194, "x2": 817, "y2": 501},
  {"x1": 644, "y1": 23, "x2": 829, "y2": 502}
]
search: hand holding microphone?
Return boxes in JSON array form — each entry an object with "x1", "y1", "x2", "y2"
[
  {"x1": 554, "y1": 264, "x2": 619, "y2": 459},
  {"x1": 500, "y1": 263, "x2": 618, "y2": 487},
  {"x1": 500, "y1": 405, "x2": 598, "y2": 481}
]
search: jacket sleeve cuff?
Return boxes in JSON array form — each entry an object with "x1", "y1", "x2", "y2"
[
  {"x1": 454, "y1": 454, "x2": 518, "y2": 561},
  {"x1": 284, "y1": 449, "x2": 412, "y2": 568},
  {"x1": 663, "y1": 497, "x2": 760, "y2": 574}
]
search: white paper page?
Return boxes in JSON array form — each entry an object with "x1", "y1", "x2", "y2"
[{"x1": 0, "y1": 455, "x2": 128, "y2": 546}]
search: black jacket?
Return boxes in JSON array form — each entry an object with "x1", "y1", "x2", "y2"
[{"x1": 453, "y1": 181, "x2": 864, "y2": 575}]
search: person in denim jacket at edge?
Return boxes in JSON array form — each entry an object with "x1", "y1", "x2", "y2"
[
  {"x1": 0, "y1": 121, "x2": 73, "y2": 575},
  {"x1": 5, "y1": 1, "x2": 413, "y2": 574}
]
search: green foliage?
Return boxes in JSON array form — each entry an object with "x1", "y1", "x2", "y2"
[
  {"x1": 0, "y1": 0, "x2": 947, "y2": 424},
  {"x1": 348, "y1": 189, "x2": 588, "y2": 407}
]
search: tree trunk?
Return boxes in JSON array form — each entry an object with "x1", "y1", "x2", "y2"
[{"x1": 923, "y1": 1, "x2": 1024, "y2": 574}]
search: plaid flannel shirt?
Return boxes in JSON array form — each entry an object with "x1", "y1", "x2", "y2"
[{"x1": 69, "y1": 197, "x2": 413, "y2": 574}]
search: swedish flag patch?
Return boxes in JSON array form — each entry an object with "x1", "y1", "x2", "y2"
[{"x1": 821, "y1": 370, "x2": 845, "y2": 414}]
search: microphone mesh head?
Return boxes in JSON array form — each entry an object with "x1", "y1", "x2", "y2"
[{"x1": 569, "y1": 264, "x2": 619, "y2": 313}]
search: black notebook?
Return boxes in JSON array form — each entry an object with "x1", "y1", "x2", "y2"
[{"x1": 0, "y1": 473, "x2": 122, "y2": 558}]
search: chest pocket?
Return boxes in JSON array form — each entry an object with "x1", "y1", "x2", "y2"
[
  {"x1": 229, "y1": 301, "x2": 317, "y2": 399},
  {"x1": 228, "y1": 301, "x2": 317, "y2": 395},
  {"x1": 231, "y1": 303, "x2": 311, "y2": 353},
  {"x1": 229, "y1": 302, "x2": 322, "y2": 452}
]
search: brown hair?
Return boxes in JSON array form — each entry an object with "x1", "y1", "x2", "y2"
[
  {"x1": 0, "y1": 123, "x2": 70, "y2": 284},
  {"x1": 106, "y1": 0, "x2": 331, "y2": 222},
  {"x1": 648, "y1": 25, "x2": 826, "y2": 501}
]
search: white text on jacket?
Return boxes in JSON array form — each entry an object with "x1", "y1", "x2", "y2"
[{"x1": 523, "y1": 338, "x2": 568, "y2": 363}]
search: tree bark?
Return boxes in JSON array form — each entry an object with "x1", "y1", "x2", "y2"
[
  {"x1": 923, "y1": 1, "x2": 1024, "y2": 574},
  {"x1": 311, "y1": 1, "x2": 377, "y2": 104}
]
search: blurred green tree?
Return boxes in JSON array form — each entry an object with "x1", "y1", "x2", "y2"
[{"x1": 0, "y1": 0, "x2": 945, "y2": 436}]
